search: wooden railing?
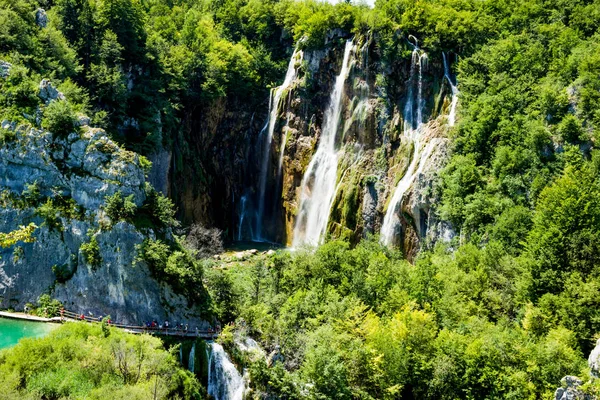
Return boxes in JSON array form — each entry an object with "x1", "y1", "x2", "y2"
[{"x1": 61, "y1": 310, "x2": 219, "y2": 339}]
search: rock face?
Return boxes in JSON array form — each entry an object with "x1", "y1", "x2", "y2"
[
  {"x1": 38, "y1": 79, "x2": 65, "y2": 104},
  {"x1": 35, "y1": 8, "x2": 48, "y2": 28},
  {"x1": 0, "y1": 61, "x2": 11, "y2": 78},
  {"x1": 125, "y1": 32, "x2": 456, "y2": 257},
  {"x1": 589, "y1": 339, "x2": 600, "y2": 377},
  {"x1": 554, "y1": 376, "x2": 593, "y2": 400},
  {"x1": 229, "y1": 33, "x2": 456, "y2": 255},
  {"x1": 0, "y1": 122, "x2": 206, "y2": 327}
]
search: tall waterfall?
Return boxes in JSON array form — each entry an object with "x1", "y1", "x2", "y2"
[
  {"x1": 255, "y1": 49, "x2": 302, "y2": 241},
  {"x1": 207, "y1": 342, "x2": 246, "y2": 400},
  {"x1": 292, "y1": 40, "x2": 355, "y2": 247},
  {"x1": 380, "y1": 41, "x2": 429, "y2": 247},
  {"x1": 442, "y1": 52, "x2": 458, "y2": 126}
]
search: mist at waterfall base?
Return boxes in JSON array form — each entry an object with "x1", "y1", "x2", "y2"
[{"x1": 207, "y1": 342, "x2": 246, "y2": 400}]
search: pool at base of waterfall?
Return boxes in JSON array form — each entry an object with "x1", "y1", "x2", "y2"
[{"x1": 0, "y1": 317, "x2": 58, "y2": 349}]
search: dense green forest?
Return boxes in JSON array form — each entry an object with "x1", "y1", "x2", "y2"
[{"x1": 1, "y1": 0, "x2": 600, "y2": 398}]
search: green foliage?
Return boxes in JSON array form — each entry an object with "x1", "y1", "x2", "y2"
[
  {"x1": 218, "y1": 238, "x2": 589, "y2": 399},
  {"x1": 137, "y1": 238, "x2": 207, "y2": 306},
  {"x1": 35, "y1": 294, "x2": 63, "y2": 317},
  {"x1": 52, "y1": 262, "x2": 75, "y2": 283},
  {"x1": 41, "y1": 99, "x2": 78, "y2": 137},
  {"x1": 0, "y1": 223, "x2": 37, "y2": 248},
  {"x1": 0, "y1": 322, "x2": 202, "y2": 399},
  {"x1": 80, "y1": 234, "x2": 101, "y2": 269},
  {"x1": 103, "y1": 191, "x2": 137, "y2": 223}
]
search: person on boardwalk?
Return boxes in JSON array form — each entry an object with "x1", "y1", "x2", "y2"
[{"x1": 60, "y1": 307, "x2": 65, "y2": 321}]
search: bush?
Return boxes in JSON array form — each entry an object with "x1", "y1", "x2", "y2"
[
  {"x1": 41, "y1": 99, "x2": 78, "y2": 137},
  {"x1": 80, "y1": 235, "x2": 101, "y2": 269},
  {"x1": 36, "y1": 294, "x2": 62, "y2": 317},
  {"x1": 103, "y1": 191, "x2": 137, "y2": 223},
  {"x1": 144, "y1": 188, "x2": 178, "y2": 228}
]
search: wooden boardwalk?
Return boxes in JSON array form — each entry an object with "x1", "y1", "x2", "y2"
[
  {"x1": 61, "y1": 310, "x2": 219, "y2": 340},
  {"x1": 0, "y1": 310, "x2": 219, "y2": 340}
]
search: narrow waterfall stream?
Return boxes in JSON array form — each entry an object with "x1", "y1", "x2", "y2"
[
  {"x1": 292, "y1": 40, "x2": 355, "y2": 247},
  {"x1": 237, "y1": 195, "x2": 253, "y2": 241},
  {"x1": 207, "y1": 342, "x2": 246, "y2": 400},
  {"x1": 188, "y1": 342, "x2": 196, "y2": 373},
  {"x1": 255, "y1": 49, "x2": 303, "y2": 241},
  {"x1": 443, "y1": 52, "x2": 459, "y2": 126},
  {"x1": 380, "y1": 40, "x2": 429, "y2": 247}
]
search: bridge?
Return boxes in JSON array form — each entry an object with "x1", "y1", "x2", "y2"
[{"x1": 61, "y1": 310, "x2": 219, "y2": 340}]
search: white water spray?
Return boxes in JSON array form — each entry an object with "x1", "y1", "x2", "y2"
[
  {"x1": 381, "y1": 41, "x2": 429, "y2": 247},
  {"x1": 256, "y1": 49, "x2": 303, "y2": 240},
  {"x1": 207, "y1": 342, "x2": 246, "y2": 400},
  {"x1": 442, "y1": 52, "x2": 458, "y2": 126},
  {"x1": 293, "y1": 40, "x2": 355, "y2": 247}
]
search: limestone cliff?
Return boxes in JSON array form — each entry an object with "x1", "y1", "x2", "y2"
[
  {"x1": 0, "y1": 114, "x2": 207, "y2": 327},
  {"x1": 230, "y1": 33, "x2": 457, "y2": 256}
]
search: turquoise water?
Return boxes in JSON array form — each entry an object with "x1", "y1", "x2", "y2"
[{"x1": 0, "y1": 317, "x2": 58, "y2": 349}]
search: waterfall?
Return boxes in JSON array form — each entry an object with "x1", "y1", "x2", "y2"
[
  {"x1": 292, "y1": 40, "x2": 355, "y2": 247},
  {"x1": 188, "y1": 342, "x2": 196, "y2": 373},
  {"x1": 442, "y1": 52, "x2": 458, "y2": 126},
  {"x1": 255, "y1": 49, "x2": 303, "y2": 241},
  {"x1": 207, "y1": 342, "x2": 246, "y2": 400},
  {"x1": 380, "y1": 41, "x2": 429, "y2": 247},
  {"x1": 237, "y1": 195, "x2": 254, "y2": 241}
]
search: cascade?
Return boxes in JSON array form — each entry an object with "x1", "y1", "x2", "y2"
[
  {"x1": 442, "y1": 52, "x2": 459, "y2": 126},
  {"x1": 380, "y1": 40, "x2": 429, "y2": 246},
  {"x1": 255, "y1": 49, "x2": 303, "y2": 241},
  {"x1": 188, "y1": 342, "x2": 196, "y2": 373},
  {"x1": 207, "y1": 342, "x2": 246, "y2": 400},
  {"x1": 292, "y1": 40, "x2": 355, "y2": 247}
]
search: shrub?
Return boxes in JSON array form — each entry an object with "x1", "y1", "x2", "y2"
[
  {"x1": 0, "y1": 127, "x2": 15, "y2": 144},
  {"x1": 0, "y1": 223, "x2": 37, "y2": 248},
  {"x1": 144, "y1": 188, "x2": 178, "y2": 228},
  {"x1": 80, "y1": 235, "x2": 101, "y2": 269},
  {"x1": 36, "y1": 294, "x2": 62, "y2": 317},
  {"x1": 36, "y1": 198, "x2": 63, "y2": 232},
  {"x1": 41, "y1": 99, "x2": 78, "y2": 137},
  {"x1": 103, "y1": 191, "x2": 137, "y2": 223}
]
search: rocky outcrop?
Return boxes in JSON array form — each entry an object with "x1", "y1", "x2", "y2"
[
  {"x1": 0, "y1": 61, "x2": 11, "y2": 78},
  {"x1": 38, "y1": 79, "x2": 65, "y2": 104},
  {"x1": 35, "y1": 9, "x2": 48, "y2": 29},
  {"x1": 554, "y1": 376, "x2": 594, "y2": 400},
  {"x1": 0, "y1": 121, "x2": 207, "y2": 327}
]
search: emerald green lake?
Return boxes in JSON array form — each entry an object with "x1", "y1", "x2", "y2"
[{"x1": 0, "y1": 318, "x2": 58, "y2": 349}]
